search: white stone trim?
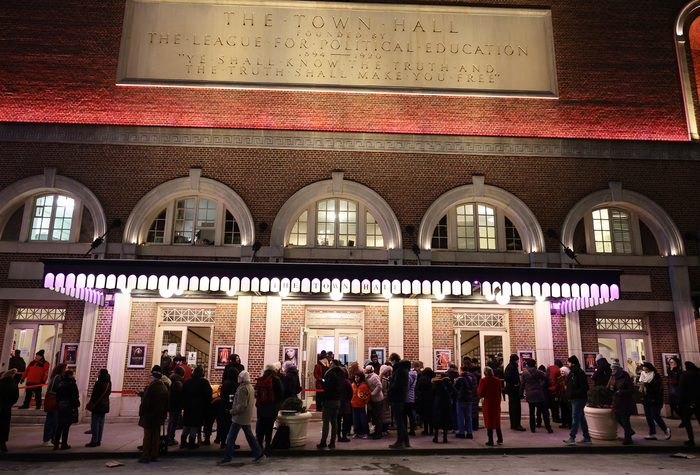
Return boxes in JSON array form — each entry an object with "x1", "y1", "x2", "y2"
[
  {"x1": 418, "y1": 181, "x2": 545, "y2": 253},
  {"x1": 123, "y1": 173, "x2": 254, "y2": 246},
  {"x1": 675, "y1": 2, "x2": 700, "y2": 141}
]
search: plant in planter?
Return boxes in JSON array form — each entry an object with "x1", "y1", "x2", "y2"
[
  {"x1": 277, "y1": 397, "x2": 312, "y2": 447},
  {"x1": 280, "y1": 396, "x2": 306, "y2": 414},
  {"x1": 584, "y1": 385, "x2": 618, "y2": 440}
]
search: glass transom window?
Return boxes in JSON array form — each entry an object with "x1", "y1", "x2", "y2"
[
  {"x1": 433, "y1": 202, "x2": 502, "y2": 251},
  {"x1": 30, "y1": 195, "x2": 75, "y2": 242},
  {"x1": 592, "y1": 208, "x2": 632, "y2": 254},
  {"x1": 145, "y1": 196, "x2": 240, "y2": 246},
  {"x1": 288, "y1": 199, "x2": 384, "y2": 249}
]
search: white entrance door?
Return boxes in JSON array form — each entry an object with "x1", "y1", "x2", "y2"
[
  {"x1": 155, "y1": 325, "x2": 213, "y2": 376},
  {"x1": 598, "y1": 333, "x2": 650, "y2": 380},
  {"x1": 457, "y1": 329, "x2": 509, "y2": 374}
]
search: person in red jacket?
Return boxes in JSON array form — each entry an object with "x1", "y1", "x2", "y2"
[
  {"x1": 478, "y1": 366, "x2": 503, "y2": 446},
  {"x1": 19, "y1": 349, "x2": 50, "y2": 410}
]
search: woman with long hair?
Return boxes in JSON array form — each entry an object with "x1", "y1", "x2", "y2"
[{"x1": 42, "y1": 363, "x2": 67, "y2": 447}]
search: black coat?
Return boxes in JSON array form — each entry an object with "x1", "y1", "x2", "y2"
[
  {"x1": 181, "y1": 375, "x2": 212, "y2": 426},
  {"x1": 431, "y1": 377, "x2": 456, "y2": 430},
  {"x1": 679, "y1": 366, "x2": 700, "y2": 406},
  {"x1": 0, "y1": 375, "x2": 19, "y2": 412},
  {"x1": 323, "y1": 366, "x2": 343, "y2": 401},
  {"x1": 454, "y1": 372, "x2": 475, "y2": 402},
  {"x1": 56, "y1": 376, "x2": 80, "y2": 425},
  {"x1": 504, "y1": 361, "x2": 520, "y2": 396},
  {"x1": 88, "y1": 373, "x2": 111, "y2": 414},
  {"x1": 566, "y1": 365, "x2": 589, "y2": 401},
  {"x1": 255, "y1": 369, "x2": 284, "y2": 418},
  {"x1": 168, "y1": 373, "x2": 184, "y2": 412},
  {"x1": 387, "y1": 360, "x2": 410, "y2": 403},
  {"x1": 282, "y1": 367, "x2": 302, "y2": 401}
]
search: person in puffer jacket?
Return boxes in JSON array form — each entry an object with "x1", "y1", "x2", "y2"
[
  {"x1": 454, "y1": 364, "x2": 477, "y2": 439},
  {"x1": 404, "y1": 361, "x2": 419, "y2": 436}
]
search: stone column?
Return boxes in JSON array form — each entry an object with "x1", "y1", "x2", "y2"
[
  {"x1": 264, "y1": 296, "x2": 282, "y2": 366},
  {"x1": 106, "y1": 292, "x2": 132, "y2": 415},
  {"x1": 235, "y1": 296, "x2": 252, "y2": 370},
  {"x1": 534, "y1": 301, "x2": 554, "y2": 366},
  {"x1": 668, "y1": 256, "x2": 700, "y2": 364},
  {"x1": 388, "y1": 298, "x2": 404, "y2": 358},
  {"x1": 418, "y1": 299, "x2": 433, "y2": 368},
  {"x1": 76, "y1": 302, "x2": 99, "y2": 421},
  {"x1": 565, "y1": 310, "x2": 582, "y2": 361}
]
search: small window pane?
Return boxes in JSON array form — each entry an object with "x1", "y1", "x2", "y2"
[
  {"x1": 431, "y1": 215, "x2": 448, "y2": 249},
  {"x1": 147, "y1": 209, "x2": 167, "y2": 243}
]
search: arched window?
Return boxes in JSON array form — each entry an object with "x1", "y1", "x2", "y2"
[
  {"x1": 288, "y1": 197, "x2": 383, "y2": 249},
  {"x1": 429, "y1": 202, "x2": 521, "y2": 252},
  {"x1": 125, "y1": 171, "x2": 252, "y2": 247},
  {"x1": 0, "y1": 171, "x2": 104, "y2": 245},
  {"x1": 562, "y1": 184, "x2": 683, "y2": 258},
  {"x1": 143, "y1": 196, "x2": 241, "y2": 246},
  {"x1": 271, "y1": 172, "x2": 401, "y2": 258}
]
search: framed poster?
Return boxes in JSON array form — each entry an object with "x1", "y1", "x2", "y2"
[
  {"x1": 368, "y1": 348, "x2": 385, "y2": 365},
  {"x1": 283, "y1": 347, "x2": 300, "y2": 367},
  {"x1": 517, "y1": 350, "x2": 535, "y2": 373},
  {"x1": 662, "y1": 353, "x2": 680, "y2": 377},
  {"x1": 583, "y1": 352, "x2": 598, "y2": 375},
  {"x1": 61, "y1": 343, "x2": 78, "y2": 367},
  {"x1": 216, "y1": 345, "x2": 234, "y2": 369},
  {"x1": 434, "y1": 349, "x2": 451, "y2": 373},
  {"x1": 127, "y1": 344, "x2": 147, "y2": 369}
]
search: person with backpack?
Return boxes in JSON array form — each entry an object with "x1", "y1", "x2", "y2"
[{"x1": 255, "y1": 364, "x2": 283, "y2": 454}]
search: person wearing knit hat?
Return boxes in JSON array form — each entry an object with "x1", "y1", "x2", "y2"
[
  {"x1": 608, "y1": 357, "x2": 635, "y2": 445},
  {"x1": 19, "y1": 349, "x2": 50, "y2": 410},
  {"x1": 138, "y1": 367, "x2": 169, "y2": 463},
  {"x1": 255, "y1": 363, "x2": 283, "y2": 454},
  {"x1": 563, "y1": 355, "x2": 592, "y2": 446},
  {"x1": 364, "y1": 363, "x2": 385, "y2": 438}
]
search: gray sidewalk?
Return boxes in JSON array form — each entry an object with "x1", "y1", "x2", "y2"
[{"x1": 1, "y1": 412, "x2": 698, "y2": 461}]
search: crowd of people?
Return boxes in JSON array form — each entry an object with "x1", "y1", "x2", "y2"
[{"x1": 1, "y1": 347, "x2": 700, "y2": 460}]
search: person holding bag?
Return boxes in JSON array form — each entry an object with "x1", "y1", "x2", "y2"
[
  {"x1": 42, "y1": 363, "x2": 67, "y2": 447},
  {"x1": 85, "y1": 369, "x2": 111, "y2": 447}
]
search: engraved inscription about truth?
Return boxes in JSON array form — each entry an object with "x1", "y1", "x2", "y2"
[{"x1": 117, "y1": 0, "x2": 558, "y2": 97}]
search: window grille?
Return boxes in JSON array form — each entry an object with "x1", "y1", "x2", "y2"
[
  {"x1": 453, "y1": 312, "x2": 506, "y2": 328},
  {"x1": 306, "y1": 309, "x2": 363, "y2": 326},
  {"x1": 14, "y1": 308, "x2": 66, "y2": 321},
  {"x1": 596, "y1": 317, "x2": 644, "y2": 331},
  {"x1": 161, "y1": 308, "x2": 215, "y2": 324}
]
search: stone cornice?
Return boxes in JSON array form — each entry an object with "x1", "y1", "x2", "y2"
[{"x1": 1, "y1": 122, "x2": 699, "y2": 160}]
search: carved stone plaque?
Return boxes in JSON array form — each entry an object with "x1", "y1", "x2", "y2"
[{"x1": 117, "y1": 0, "x2": 558, "y2": 97}]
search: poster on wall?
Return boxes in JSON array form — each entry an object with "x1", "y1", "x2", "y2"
[
  {"x1": 127, "y1": 344, "x2": 147, "y2": 369},
  {"x1": 187, "y1": 351, "x2": 197, "y2": 366},
  {"x1": 434, "y1": 349, "x2": 451, "y2": 372},
  {"x1": 662, "y1": 353, "x2": 680, "y2": 377},
  {"x1": 215, "y1": 345, "x2": 234, "y2": 369},
  {"x1": 583, "y1": 352, "x2": 598, "y2": 375},
  {"x1": 517, "y1": 350, "x2": 535, "y2": 373},
  {"x1": 283, "y1": 347, "x2": 299, "y2": 367},
  {"x1": 61, "y1": 343, "x2": 78, "y2": 367},
  {"x1": 368, "y1": 348, "x2": 385, "y2": 365}
]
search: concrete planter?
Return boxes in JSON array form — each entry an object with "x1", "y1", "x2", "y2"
[
  {"x1": 276, "y1": 411, "x2": 313, "y2": 447},
  {"x1": 583, "y1": 406, "x2": 618, "y2": 440}
]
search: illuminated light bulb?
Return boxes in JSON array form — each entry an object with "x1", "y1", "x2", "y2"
[
  {"x1": 159, "y1": 288, "x2": 174, "y2": 298},
  {"x1": 226, "y1": 289, "x2": 237, "y2": 297},
  {"x1": 435, "y1": 292, "x2": 445, "y2": 301},
  {"x1": 535, "y1": 294, "x2": 547, "y2": 302},
  {"x1": 496, "y1": 292, "x2": 510, "y2": 306},
  {"x1": 484, "y1": 292, "x2": 496, "y2": 302},
  {"x1": 330, "y1": 290, "x2": 343, "y2": 301},
  {"x1": 383, "y1": 289, "x2": 393, "y2": 299},
  {"x1": 120, "y1": 288, "x2": 131, "y2": 294},
  {"x1": 173, "y1": 287, "x2": 184, "y2": 296},
  {"x1": 279, "y1": 288, "x2": 289, "y2": 298}
]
